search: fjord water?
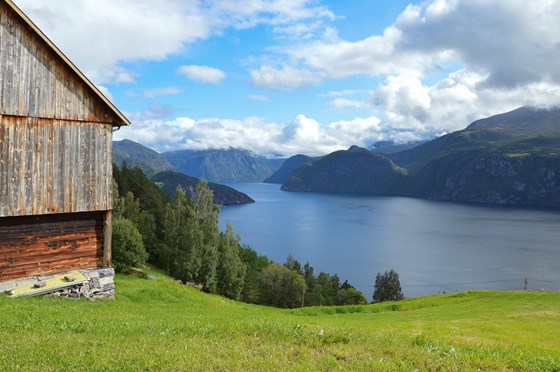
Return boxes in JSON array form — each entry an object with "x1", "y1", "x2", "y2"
[{"x1": 219, "y1": 183, "x2": 560, "y2": 299}]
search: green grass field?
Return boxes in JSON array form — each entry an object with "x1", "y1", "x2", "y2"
[{"x1": 1, "y1": 268, "x2": 559, "y2": 371}]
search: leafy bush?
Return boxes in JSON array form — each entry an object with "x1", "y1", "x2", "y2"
[
  {"x1": 260, "y1": 263, "x2": 306, "y2": 308},
  {"x1": 112, "y1": 217, "x2": 148, "y2": 272}
]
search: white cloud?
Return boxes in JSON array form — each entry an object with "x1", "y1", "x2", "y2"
[
  {"x1": 272, "y1": 21, "x2": 323, "y2": 40},
  {"x1": 247, "y1": 0, "x2": 560, "y2": 137},
  {"x1": 330, "y1": 98, "x2": 370, "y2": 109},
  {"x1": 374, "y1": 75, "x2": 432, "y2": 125},
  {"x1": 15, "y1": 0, "x2": 209, "y2": 84},
  {"x1": 248, "y1": 95, "x2": 270, "y2": 102},
  {"x1": 177, "y1": 65, "x2": 227, "y2": 84},
  {"x1": 207, "y1": 0, "x2": 335, "y2": 29},
  {"x1": 96, "y1": 85, "x2": 113, "y2": 102},
  {"x1": 18, "y1": 0, "x2": 560, "y2": 153},
  {"x1": 250, "y1": 65, "x2": 319, "y2": 90},
  {"x1": 254, "y1": 1, "x2": 560, "y2": 88},
  {"x1": 393, "y1": 0, "x2": 560, "y2": 87},
  {"x1": 14, "y1": 0, "x2": 334, "y2": 85},
  {"x1": 322, "y1": 90, "x2": 359, "y2": 97},
  {"x1": 143, "y1": 86, "x2": 182, "y2": 98},
  {"x1": 373, "y1": 70, "x2": 560, "y2": 134},
  {"x1": 124, "y1": 66, "x2": 558, "y2": 156},
  {"x1": 113, "y1": 113, "x2": 407, "y2": 157}
]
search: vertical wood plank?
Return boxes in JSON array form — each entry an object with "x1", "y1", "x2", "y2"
[
  {"x1": 102, "y1": 210, "x2": 112, "y2": 267},
  {"x1": 0, "y1": 114, "x2": 5, "y2": 216}
]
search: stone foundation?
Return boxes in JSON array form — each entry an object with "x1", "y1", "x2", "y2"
[{"x1": 0, "y1": 267, "x2": 115, "y2": 299}]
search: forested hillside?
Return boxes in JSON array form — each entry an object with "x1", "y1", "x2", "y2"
[
  {"x1": 111, "y1": 164, "x2": 367, "y2": 307},
  {"x1": 151, "y1": 171, "x2": 254, "y2": 205}
]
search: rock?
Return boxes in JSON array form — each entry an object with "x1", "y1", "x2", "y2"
[
  {"x1": 33, "y1": 281, "x2": 46, "y2": 288},
  {"x1": 98, "y1": 268, "x2": 115, "y2": 278}
]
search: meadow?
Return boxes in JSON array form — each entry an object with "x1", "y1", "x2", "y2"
[{"x1": 1, "y1": 268, "x2": 559, "y2": 371}]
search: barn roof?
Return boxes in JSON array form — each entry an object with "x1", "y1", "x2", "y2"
[{"x1": 3, "y1": 0, "x2": 130, "y2": 126}]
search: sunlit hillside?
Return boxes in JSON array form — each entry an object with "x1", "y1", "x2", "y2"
[{"x1": 1, "y1": 268, "x2": 558, "y2": 370}]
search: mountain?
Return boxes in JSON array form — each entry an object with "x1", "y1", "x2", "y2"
[
  {"x1": 370, "y1": 140, "x2": 428, "y2": 154},
  {"x1": 397, "y1": 106, "x2": 560, "y2": 206},
  {"x1": 388, "y1": 106, "x2": 560, "y2": 173},
  {"x1": 151, "y1": 171, "x2": 254, "y2": 205},
  {"x1": 282, "y1": 146, "x2": 407, "y2": 194},
  {"x1": 263, "y1": 158, "x2": 286, "y2": 174},
  {"x1": 282, "y1": 107, "x2": 560, "y2": 207},
  {"x1": 263, "y1": 154, "x2": 314, "y2": 184},
  {"x1": 113, "y1": 140, "x2": 174, "y2": 177},
  {"x1": 162, "y1": 148, "x2": 280, "y2": 183}
]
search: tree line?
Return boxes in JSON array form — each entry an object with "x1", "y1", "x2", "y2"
[{"x1": 112, "y1": 164, "x2": 402, "y2": 307}]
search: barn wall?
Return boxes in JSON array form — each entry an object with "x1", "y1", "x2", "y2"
[
  {"x1": 0, "y1": 211, "x2": 104, "y2": 281},
  {"x1": 0, "y1": 3, "x2": 120, "y2": 124},
  {"x1": 0, "y1": 115, "x2": 113, "y2": 217}
]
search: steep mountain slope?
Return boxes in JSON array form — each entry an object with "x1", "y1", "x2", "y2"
[
  {"x1": 113, "y1": 140, "x2": 174, "y2": 176},
  {"x1": 263, "y1": 154, "x2": 314, "y2": 184},
  {"x1": 162, "y1": 148, "x2": 279, "y2": 183},
  {"x1": 389, "y1": 106, "x2": 560, "y2": 173},
  {"x1": 398, "y1": 106, "x2": 560, "y2": 206},
  {"x1": 151, "y1": 171, "x2": 254, "y2": 205},
  {"x1": 282, "y1": 146, "x2": 407, "y2": 194},
  {"x1": 370, "y1": 140, "x2": 427, "y2": 154},
  {"x1": 282, "y1": 107, "x2": 560, "y2": 207}
]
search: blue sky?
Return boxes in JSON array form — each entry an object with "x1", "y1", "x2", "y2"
[{"x1": 16, "y1": 0, "x2": 560, "y2": 157}]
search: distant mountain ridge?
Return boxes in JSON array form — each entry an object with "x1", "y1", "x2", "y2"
[
  {"x1": 162, "y1": 148, "x2": 282, "y2": 183},
  {"x1": 282, "y1": 146, "x2": 407, "y2": 194},
  {"x1": 113, "y1": 141, "x2": 285, "y2": 183},
  {"x1": 113, "y1": 140, "x2": 174, "y2": 177},
  {"x1": 151, "y1": 171, "x2": 254, "y2": 205},
  {"x1": 282, "y1": 106, "x2": 560, "y2": 207},
  {"x1": 370, "y1": 140, "x2": 428, "y2": 154},
  {"x1": 264, "y1": 154, "x2": 314, "y2": 184}
]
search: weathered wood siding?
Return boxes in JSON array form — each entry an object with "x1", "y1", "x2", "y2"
[
  {"x1": 0, "y1": 212, "x2": 103, "y2": 281},
  {"x1": 0, "y1": 2, "x2": 121, "y2": 124},
  {"x1": 0, "y1": 115, "x2": 113, "y2": 217}
]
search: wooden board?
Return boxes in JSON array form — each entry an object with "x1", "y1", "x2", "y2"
[
  {"x1": 0, "y1": 2, "x2": 123, "y2": 124},
  {"x1": 0, "y1": 212, "x2": 103, "y2": 281},
  {"x1": 0, "y1": 116, "x2": 113, "y2": 217},
  {"x1": 4, "y1": 270, "x2": 87, "y2": 297}
]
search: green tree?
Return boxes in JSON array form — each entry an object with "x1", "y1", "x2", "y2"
[
  {"x1": 216, "y1": 222, "x2": 246, "y2": 300},
  {"x1": 373, "y1": 269, "x2": 404, "y2": 302},
  {"x1": 192, "y1": 180, "x2": 221, "y2": 292},
  {"x1": 113, "y1": 164, "x2": 170, "y2": 264},
  {"x1": 161, "y1": 181, "x2": 222, "y2": 292},
  {"x1": 284, "y1": 254, "x2": 302, "y2": 275},
  {"x1": 162, "y1": 187, "x2": 203, "y2": 284},
  {"x1": 238, "y1": 245, "x2": 272, "y2": 303},
  {"x1": 336, "y1": 281, "x2": 368, "y2": 305},
  {"x1": 259, "y1": 263, "x2": 306, "y2": 308},
  {"x1": 112, "y1": 217, "x2": 148, "y2": 272},
  {"x1": 113, "y1": 163, "x2": 170, "y2": 248}
]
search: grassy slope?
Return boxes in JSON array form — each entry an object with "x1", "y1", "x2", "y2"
[{"x1": 1, "y1": 268, "x2": 559, "y2": 371}]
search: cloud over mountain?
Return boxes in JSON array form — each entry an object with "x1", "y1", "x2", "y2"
[{"x1": 17, "y1": 0, "x2": 560, "y2": 157}]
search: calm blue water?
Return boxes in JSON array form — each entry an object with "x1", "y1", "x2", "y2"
[{"x1": 219, "y1": 183, "x2": 560, "y2": 299}]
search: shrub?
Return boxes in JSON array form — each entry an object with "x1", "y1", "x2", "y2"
[{"x1": 112, "y1": 217, "x2": 148, "y2": 272}]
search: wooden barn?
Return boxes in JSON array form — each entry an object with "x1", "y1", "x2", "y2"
[{"x1": 0, "y1": 0, "x2": 129, "y2": 290}]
